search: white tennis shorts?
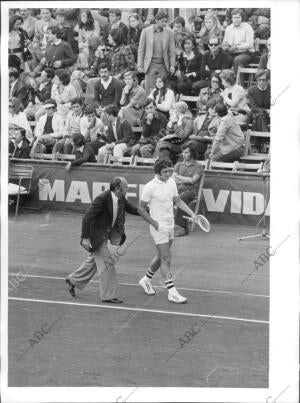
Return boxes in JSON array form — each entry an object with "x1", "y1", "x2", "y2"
[{"x1": 150, "y1": 221, "x2": 174, "y2": 245}]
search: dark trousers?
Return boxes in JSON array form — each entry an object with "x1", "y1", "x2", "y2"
[{"x1": 175, "y1": 189, "x2": 195, "y2": 228}]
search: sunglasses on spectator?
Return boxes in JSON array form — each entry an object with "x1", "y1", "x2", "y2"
[{"x1": 209, "y1": 43, "x2": 218, "y2": 47}]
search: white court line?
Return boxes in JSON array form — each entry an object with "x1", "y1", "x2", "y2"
[
  {"x1": 8, "y1": 273, "x2": 269, "y2": 298},
  {"x1": 8, "y1": 297, "x2": 269, "y2": 324}
]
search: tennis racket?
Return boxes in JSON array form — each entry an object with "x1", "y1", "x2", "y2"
[{"x1": 183, "y1": 215, "x2": 211, "y2": 233}]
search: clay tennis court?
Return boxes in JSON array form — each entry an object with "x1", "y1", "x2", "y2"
[{"x1": 8, "y1": 212, "x2": 269, "y2": 387}]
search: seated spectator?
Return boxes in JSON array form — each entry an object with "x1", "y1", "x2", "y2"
[
  {"x1": 9, "y1": 67, "x2": 32, "y2": 108},
  {"x1": 102, "y1": 8, "x2": 129, "y2": 46},
  {"x1": 131, "y1": 98, "x2": 167, "y2": 158},
  {"x1": 81, "y1": 104, "x2": 105, "y2": 154},
  {"x1": 9, "y1": 14, "x2": 31, "y2": 71},
  {"x1": 172, "y1": 16, "x2": 194, "y2": 56},
  {"x1": 74, "y1": 10, "x2": 100, "y2": 69},
  {"x1": 19, "y1": 8, "x2": 37, "y2": 40},
  {"x1": 119, "y1": 70, "x2": 146, "y2": 126},
  {"x1": 220, "y1": 69, "x2": 250, "y2": 126},
  {"x1": 189, "y1": 98, "x2": 220, "y2": 160},
  {"x1": 97, "y1": 104, "x2": 134, "y2": 161},
  {"x1": 175, "y1": 37, "x2": 202, "y2": 96},
  {"x1": 172, "y1": 144, "x2": 203, "y2": 237},
  {"x1": 148, "y1": 75, "x2": 176, "y2": 119},
  {"x1": 209, "y1": 103, "x2": 245, "y2": 162},
  {"x1": 30, "y1": 99, "x2": 64, "y2": 155},
  {"x1": 198, "y1": 11, "x2": 224, "y2": 54},
  {"x1": 9, "y1": 97, "x2": 32, "y2": 140},
  {"x1": 127, "y1": 13, "x2": 144, "y2": 60},
  {"x1": 193, "y1": 36, "x2": 231, "y2": 93},
  {"x1": 9, "y1": 126, "x2": 31, "y2": 159},
  {"x1": 65, "y1": 133, "x2": 96, "y2": 171},
  {"x1": 197, "y1": 72, "x2": 223, "y2": 113},
  {"x1": 54, "y1": 9, "x2": 78, "y2": 55},
  {"x1": 247, "y1": 69, "x2": 270, "y2": 132},
  {"x1": 222, "y1": 8, "x2": 255, "y2": 79},
  {"x1": 53, "y1": 97, "x2": 87, "y2": 154},
  {"x1": 155, "y1": 101, "x2": 194, "y2": 163},
  {"x1": 107, "y1": 28, "x2": 136, "y2": 79},
  {"x1": 51, "y1": 69, "x2": 77, "y2": 122},
  {"x1": 25, "y1": 67, "x2": 55, "y2": 120},
  {"x1": 38, "y1": 26, "x2": 75, "y2": 72},
  {"x1": 258, "y1": 37, "x2": 270, "y2": 71}
]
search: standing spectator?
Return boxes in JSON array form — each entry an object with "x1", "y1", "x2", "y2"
[
  {"x1": 222, "y1": 9, "x2": 255, "y2": 78},
  {"x1": 51, "y1": 69, "x2": 77, "y2": 122},
  {"x1": 19, "y1": 8, "x2": 37, "y2": 39},
  {"x1": 220, "y1": 69, "x2": 250, "y2": 126},
  {"x1": 198, "y1": 11, "x2": 224, "y2": 54},
  {"x1": 9, "y1": 14, "x2": 31, "y2": 71},
  {"x1": 209, "y1": 103, "x2": 245, "y2": 162},
  {"x1": 81, "y1": 105, "x2": 105, "y2": 154},
  {"x1": 54, "y1": 9, "x2": 78, "y2": 55},
  {"x1": 9, "y1": 98, "x2": 33, "y2": 140},
  {"x1": 9, "y1": 67, "x2": 32, "y2": 108},
  {"x1": 172, "y1": 16, "x2": 194, "y2": 56},
  {"x1": 74, "y1": 10, "x2": 100, "y2": 69},
  {"x1": 131, "y1": 98, "x2": 167, "y2": 158},
  {"x1": 107, "y1": 29, "x2": 136, "y2": 79},
  {"x1": 65, "y1": 133, "x2": 96, "y2": 172},
  {"x1": 102, "y1": 9, "x2": 129, "y2": 46},
  {"x1": 137, "y1": 11, "x2": 176, "y2": 95},
  {"x1": 119, "y1": 70, "x2": 146, "y2": 126},
  {"x1": 176, "y1": 37, "x2": 202, "y2": 95},
  {"x1": 93, "y1": 63, "x2": 123, "y2": 109},
  {"x1": 197, "y1": 72, "x2": 223, "y2": 112},
  {"x1": 9, "y1": 126, "x2": 31, "y2": 159},
  {"x1": 30, "y1": 99, "x2": 65, "y2": 155},
  {"x1": 127, "y1": 13, "x2": 144, "y2": 60},
  {"x1": 148, "y1": 75, "x2": 176, "y2": 119},
  {"x1": 193, "y1": 36, "x2": 231, "y2": 93},
  {"x1": 247, "y1": 69, "x2": 270, "y2": 132}
]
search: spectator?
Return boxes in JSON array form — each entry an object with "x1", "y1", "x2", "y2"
[
  {"x1": 9, "y1": 97, "x2": 33, "y2": 140},
  {"x1": 74, "y1": 10, "x2": 100, "y2": 69},
  {"x1": 198, "y1": 11, "x2": 224, "y2": 54},
  {"x1": 107, "y1": 29, "x2": 136, "y2": 79},
  {"x1": 197, "y1": 72, "x2": 223, "y2": 112},
  {"x1": 51, "y1": 69, "x2": 77, "y2": 122},
  {"x1": 97, "y1": 104, "x2": 133, "y2": 161},
  {"x1": 258, "y1": 37, "x2": 270, "y2": 71},
  {"x1": 9, "y1": 126, "x2": 31, "y2": 159},
  {"x1": 189, "y1": 98, "x2": 220, "y2": 160},
  {"x1": 131, "y1": 98, "x2": 167, "y2": 158},
  {"x1": 137, "y1": 11, "x2": 176, "y2": 95},
  {"x1": 25, "y1": 67, "x2": 55, "y2": 121},
  {"x1": 222, "y1": 8, "x2": 255, "y2": 79},
  {"x1": 93, "y1": 62, "x2": 123, "y2": 109},
  {"x1": 65, "y1": 133, "x2": 96, "y2": 171},
  {"x1": 175, "y1": 37, "x2": 202, "y2": 95},
  {"x1": 54, "y1": 9, "x2": 78, "y2": 55},
  {"x1": 39, "y1": 26, "x2": 75, "y2": 71},
  {"x1": 127, "y1": 13, "x2": 144, "y2": 59},
  {"x1": 172, "y1": 16, "x2": 194, "y2": 56},
  {"x1": 209, "y1": 103, "x2": 245, "y2": 162},
  {"x1": 19, "y1": 8, "x2": 37, "y2": 39},
  {"x1": 31, "y1": 8, "x2": 57, "y2": 69},
  {"x1": 119, "y1": 70, "x2": 146, "y2": 126},
  {"x1": 53, "y1": 97, "x2": 87, "y2": 154},
  {"x1": 193, "y1": 36, "x2": 231, "y2": 93},
  {"x1": 9, "y1": 14, "x2": 31, "y2": 70},
  {"x1": 155, "y1": 101, "x2": 194, "y2": 162},
  {"x1": 247, "y1": 69, "x2": 270, "y2": 132},
  {"x1": 81, "y1": 104, "x2": 105, "y2": 154},
  {"x1": 9, "y1": 67, "x2": 32, "y2": 108},
  {"x1": 220, "y1": 69, "x2": 250, "y2": 126},
  {"x1": 102, "y1": 8, "x2": 129, "y2": 46},
  {"x1": 172, "y1": 144, "x2": 203, "y2": 236},
  {"x1": 30, "y1": 99, "x2": 64, "y2": 155},
  {"x1": 148, "y1": 75, "x2": 176, "y2": 119}
]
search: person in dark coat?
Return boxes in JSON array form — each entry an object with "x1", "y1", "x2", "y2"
[
  {"x1": 9, "y1": 126, "x2": 31, "y2": 159},
  {"x1": 65, "y1": 133, "x2": 96, "y2": 171}
]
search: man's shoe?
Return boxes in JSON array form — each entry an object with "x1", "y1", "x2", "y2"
[
  {"x1": 102, "y1": 298, "x2": 123, "y2": 303},
  {"x1": 65, "y1": 278, "x2": 75, "y2": 297},
  {"x1": 139, "y1": 277, "x2": 156, "y2": 295},
  {"x1": 168, "y1": 289, "x2": 187, "y2": 304},
  {"x1": 174, "y1": 225, "x2": 189, "y2": 237}
]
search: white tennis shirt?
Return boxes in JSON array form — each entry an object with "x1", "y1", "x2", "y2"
[{"x1": 141, "y1": 176, "x2": 179, "y2": 223}]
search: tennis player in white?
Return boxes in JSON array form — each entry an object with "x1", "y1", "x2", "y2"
[{"x1": 138, "y1": 159, "x2": 197, "y2": 303}]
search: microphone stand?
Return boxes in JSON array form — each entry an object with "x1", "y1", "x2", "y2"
[{"x1": 237, "y1": 172, "x2": 270, "y2": 241}]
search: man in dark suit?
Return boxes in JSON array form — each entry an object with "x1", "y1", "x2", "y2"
[
  {"x1": 9, "y1": 126, "x2": 31, "y2": 158},
  {"x1": 9, "y1": 67, "x2": 32, "y2": 108},
  {"x1": 65, "y1": 133, "x2": 96, "y2": 172},
  {"x1": 65, "y1": 177, "x2": 139, "y2": 303}
]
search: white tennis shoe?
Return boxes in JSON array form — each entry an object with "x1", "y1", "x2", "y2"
[
  {"x1": 168, "y1": 288, "x2": 187, "y2": 304},
  {"x1": 139, "y1": 277, "x2": 156, "y2": 295}
]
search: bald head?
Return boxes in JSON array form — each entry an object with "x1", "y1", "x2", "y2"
[{"x1": 110, "y1": 177, "x2": 128, "y2": 198}]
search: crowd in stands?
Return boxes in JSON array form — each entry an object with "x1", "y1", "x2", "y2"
[{"x1": 8, "y1": 7, "x2": 271, "y2": 167}]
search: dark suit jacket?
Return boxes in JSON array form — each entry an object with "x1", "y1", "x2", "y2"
[
  {"x1": 70, "y1": 144, "x2": 96, "y2": 167},
  {"x1": 81, "y1": 190, "x2": 139, "y2": 251},
  {"x1": 9, "y1": 138, "x2": 31, "y2": 159},
  {"x1": 104, "y1": 117, "x2": 133, "y2": 145},
  {"x1": 11, "y1": 79, "x2": 31, "y2": 108}
]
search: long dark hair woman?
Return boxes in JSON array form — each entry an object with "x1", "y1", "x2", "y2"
[{"x1": 148, "y1": 75, "x2": 176, "y2": 119}]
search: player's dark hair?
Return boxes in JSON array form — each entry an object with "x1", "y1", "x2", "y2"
[{"x1": 154, "y1": 159, "x2": 173, "y2": 174}]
